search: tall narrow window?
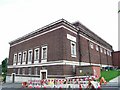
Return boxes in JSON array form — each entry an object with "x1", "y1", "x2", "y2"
[
  {"x1": 18, "y1": 52, "x2": 22, "y2": 65},
  {"x1": 41, "y1": 46, "x2": 47, "y2": 63},
  {"x1": 18, "y1": 68, "x2": 20, "y2": 75},
  {"x1": 110, "y1": 52, "x2": 111, "y2": 56},
  {"x1": 13, "y1": 68, "x2": 16, "y2": 73},
  {"x1": 90, "y1": 42, "x2": 94, "y2": 49},
  {"x1": 34, "y1": 67, "x2": 38, "y2": 75},
  {"x1": 96, "y1": 45, "x2": 99, "y2": 51},
  {"x1": 28, "y1": 68, "x2": 31, "y2": 75},
  {"x1": 104, "y1": 49, "x2": 106, "y2": 54},
  {"x1": 13, "y1": 53, "x2": 17, "y2": 65},
  {"x1": 22, "y1": 68, "x2": 25, "y2": 75},
  {"x1": 34, "y1": 48, "x2": 39, "y2": 61},
  {"x1": 100, "y1": 47, "x2": 103, "y2": 53},
  {"x1": 28, "y1": 50, "x2": 33, "y2": 64},
  {"x1": 107, "y1": 51, "x2": 109, "y2": 56},
  {"x1": 22, "y1": 51, "x2": 27, "y2": 64},
  {"x1": 71, "y1": 41, "x2": 76, "y2": 57}
]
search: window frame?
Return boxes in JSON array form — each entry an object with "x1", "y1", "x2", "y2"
[
  {"x1": 104, "y1": 49, "x2": 106, "y2": 54},
  {"x1": 28, "y1": 67, "x2": 31, "y2": 75},
  {"x1": 13, "y1": 53, "x2": 17, "y2": 65},
  {"x1": 71, "y1": 41, "x2": 76, "y2": 57},
  {"x1": 95, "y1": 45, "x2": 99, "y2": 51},
  {"x1": 110, "y1": 52, "x2": 112, "y2": 56},
  {"x1": 107, "y1": 51, "x2": 109, "y2": 56},
  {"x1": 28, "y1": 49, "x2": 33, "y2": 64},
  {"x1": 41, "y1": 45, "x2": 48, "y2": 63},
  {"x1": 18, "y1": 52, "x2": 22, "y2": 65},
  {"x1": 22, "y1": 68, "x2": 25, "y2": 75},
  {"x1": 100, "y1": 47, "x2": 103, "y2": 53},
  {"x1": 22, "y1": 51, "x2": 27, "y2": 64},
  {"x1": 34, "y1": 48, "x2": 40, "y2": 61},
  {"x1": 18, "y1": 68, "x2": 20, "y2": 75},
  {"x1": 34, "y1": 67, "x2": 38, "y2": 75},
  {"x1": 90, "y1": 42, "x2": 94, "y2": 49}
]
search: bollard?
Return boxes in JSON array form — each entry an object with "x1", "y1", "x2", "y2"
[{"x1": 79, "y1": 84, "x2": 82, "y2": 90}]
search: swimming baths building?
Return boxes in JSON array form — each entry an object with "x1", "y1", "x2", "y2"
[{"x1": 6, "y1": 19, "x2": 113, "y2": 82}]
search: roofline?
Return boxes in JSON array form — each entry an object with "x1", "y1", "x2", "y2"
[
  {"x1": 9, "y1": 19, "x2": 112, "y2": 50},
  {"x1": 72, "y1": 21, "x2": 113, "y2": 48},
  {"x1": 112, "y1": 51, "x2": 120, "y2": 53},
  {"x1": 9, "y1": 19, "x2": 78, "y2": 44}
]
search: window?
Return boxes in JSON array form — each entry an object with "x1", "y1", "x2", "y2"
[
  {"x1": 96, "y1": 45, "x2": 99, "y2": 51},
  {"x1": 18, "y1": 68, "x2": 20, "y2": 75},
  {"x1": 90, "y1": 42, "x2": 94, "y2": 49},
  {"x1": 22, "y1": 51, "x2": 27, "y2": 64},
  {"x1": 13, "y1": 68, "x2": 16, "y2": 73},
  {"x1": 43, "y1": 48, "x2": 47, "y2": 59},
  {"x1": 100, "y1": 47, "x2": 103, "y2": 53},
  {"x1": 13, "y1": 53, "x2": 17, "y2": 65},
  {"x1": 110, "y1": 52, "x2": 112, "y2": 56},
  {"x1": 34, "y1": 48, "x2": 39, "y2": 61},
  {"x1": 22, "y1": 68, "x2": 25, "y2": 75},
  {"x1": 28, "y1": 68, "x2": 31, "y2": 75},
  {"x1": 34, "y1": 67, "x2": 38, "y2": 75},
  {"x1": 41, "y1": 46, "x2": 47, "y2": 60},
  {"x1": 28, "y1": 50, "x2": 33, "y2": 64},
  {"x1": 104, "y1": 49, "x2": 106, "y2": 54},
  {"x1": 71, "y1": 41, "x2": 76, "y2": 57},
  {"x1": 18, "y1": 52, "x2": 22, "y2": 65},
  {"x1": 107, "y1": 51, "x2": 109, "y2": 56}
]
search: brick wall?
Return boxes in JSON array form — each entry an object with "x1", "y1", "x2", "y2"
[
  {"x1": 112, "y1": 51, "x2": 120, "y2": 68},
  {"x1": 8, "y1": 27, "x2": 66, "y2": 65},
  {"x1": 80, "y1": 36, "x2": 89, "y2": 63}
]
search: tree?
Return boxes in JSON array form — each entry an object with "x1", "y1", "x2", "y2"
[
  {"x1": 2, "y1": 58, "x2": 8, "y2": 82},
  {"x1": 118, "y1": 10, "x2": 120, "y2": 13}
]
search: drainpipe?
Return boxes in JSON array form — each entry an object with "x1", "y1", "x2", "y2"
[
  {"x1": 106, "y1": 50, "x2": 109, "y2": 67},
  {"x1": 111, "y1": 51, "x2": 114, "y2": 67},
  {"x1": 98, "y1": 46, "x2": 102, "y2": 68},
  {"x1": 77, "y1": 30, "x2": 81, "y2": 66},
  {"x1": 87, "y1": 40, "x2": 91, "y2": 65}
]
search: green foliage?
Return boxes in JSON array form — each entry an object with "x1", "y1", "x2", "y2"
[
  {"x1": 118, "y1": 10, "x2": 120, "y2": 13},
  {"x1": 100, "y1": 70, "x2": 120, "y2": 82},
  {"x1": 2, "y1": 58, "x2": 8, "y2": 82}
]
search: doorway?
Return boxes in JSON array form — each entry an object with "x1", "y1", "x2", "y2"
[{"x1": 40, "y1": 70, "x2": 47, "y2": 80}]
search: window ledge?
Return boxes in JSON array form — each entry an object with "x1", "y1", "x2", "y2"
[
  {"x1": 34, "y1": 60, "x2": 39, "y2": 64},
  {"x1": 71, "y1": 55, "x2": 76, "y2": 57},
  {"x1": 41, "y1": 59, "x2": 47, "y2": 63}
]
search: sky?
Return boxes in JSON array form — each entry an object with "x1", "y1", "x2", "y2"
[
  {"x1": 0, "y1": 0, "x2": 119, "y2": 64},
  {"x1": 118, "y1": 1, "x2": 120, "y2": 51}
]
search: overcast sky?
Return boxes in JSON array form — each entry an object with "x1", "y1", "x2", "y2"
[
  {"x1": 0, "y1": 0, "x2": 118, "y2": 64},
  {"x1": 118, "y1": 1, "x2": 120, "y2": 51}
]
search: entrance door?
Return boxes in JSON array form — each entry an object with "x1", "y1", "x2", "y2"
[
  {"x1": 41, "y1": 72, "x2": 46, "y2": 79},
  {"x1": 40, "y1": 70, "x2": 47, "y2": 80}
]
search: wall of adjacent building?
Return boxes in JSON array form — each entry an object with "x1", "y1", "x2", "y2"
[{"x1": 112, "y1": 51, "x2": 120, "y2": 68}]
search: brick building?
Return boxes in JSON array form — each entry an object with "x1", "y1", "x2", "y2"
[
  {"x1": 112, "y1": 51, "x2": 120, "y2": 68},
  {"x1": 6, "y1": 19, "x2": 113, "y2": 82}
]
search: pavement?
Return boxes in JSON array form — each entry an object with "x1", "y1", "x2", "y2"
[
  {"x1": 101, "y1": 75, "x2": 120, "y2": 90},
  {"x1": 0, "y1": 76, "x2": 120, "y2": 90},
  {"x1": 1, "y1": 83, "x2": 22, "y2": 88},
  {"x1": 108, "y1": 75, "x2": 120, "y2": 86}
]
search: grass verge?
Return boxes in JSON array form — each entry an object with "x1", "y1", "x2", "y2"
[{"x1": 100, "y1": 70, "x2": 120, "y2": 82}]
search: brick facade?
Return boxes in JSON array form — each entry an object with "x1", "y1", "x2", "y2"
[
  {"x1": 112, "y1": 51, "x2": 120, "y2": 68},
  {"x1": 7, "y1": 19, "x2": 113, "y2": 82}
]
